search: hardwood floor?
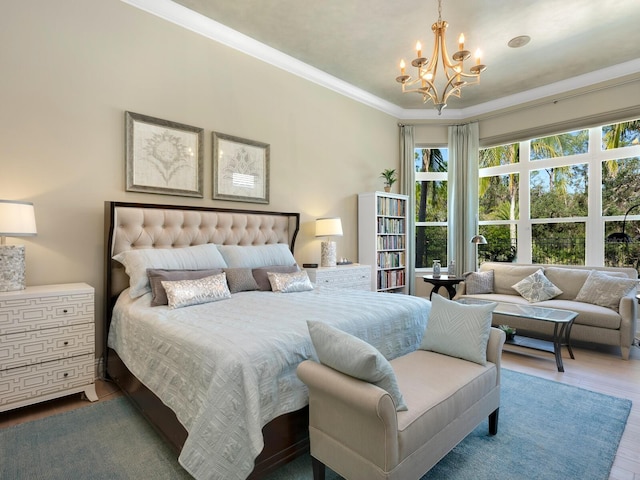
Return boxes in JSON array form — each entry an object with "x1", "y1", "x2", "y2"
[{"x1": 0, "y1": 343, "x2": 638, "y2": 479}]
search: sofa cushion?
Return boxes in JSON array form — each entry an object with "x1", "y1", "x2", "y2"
[
  {"x1": 393, "y1": 350, "x2": 496, "y2": 460},
  {"x1": 536, "y1": 299, "x2": 623, "y2": 330},
  {"x1": 420, "y1": 294, "x2": 496, "y2": 366},
  {"x1": 307, "y1": 320, "x2": 407, "y2": 411},
  {"x1": 512, "y1": 269, "x2": 563, "y2": 302},
  {"x1": 480, "y1": 263, "x2": 541, "y2": 295},
  {"x1": 464, "y1": 270, "x2": 494, "y2": 294},
  {"x1": 575, "y1": 270, "x2": 637, "y2": 312}
]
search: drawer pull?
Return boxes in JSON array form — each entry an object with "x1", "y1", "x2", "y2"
[
  {"x1": 63, "y1": 373, "x2": 69, "y2": 378},
  {"x1": 63, "y1": 309, "x2": 68, "y2": 313},
  {"x1": 63, "y1": 341, "x2": 69, "y2": 346}
]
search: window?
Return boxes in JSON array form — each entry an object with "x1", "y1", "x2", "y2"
[
  {"x1": 414, "y1": 147, "x2": 447, "y2": 269},
  {"x1": 479, "y1": 118, "x2": 640, "y2": 271}
]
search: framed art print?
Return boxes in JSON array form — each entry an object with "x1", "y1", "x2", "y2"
[
  {"x1": 212, "y1": 131, "x2": 270, "y2": 204},
  {"x1": 125, "y1": 111, "x2": 204, "y2": 197}
]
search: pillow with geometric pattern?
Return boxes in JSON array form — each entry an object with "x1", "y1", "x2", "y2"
[{"x1": 464, "y1": 270, "x2": 494, "y2": 294}]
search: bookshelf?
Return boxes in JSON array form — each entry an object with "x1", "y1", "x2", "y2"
[{"x1": 358, "y1": 191, "x2": 408, "y2": 293}]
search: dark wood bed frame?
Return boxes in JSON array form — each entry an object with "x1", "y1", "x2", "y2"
[{"x1": 103, "y1": 201, "x2": 309, "y2": 479}]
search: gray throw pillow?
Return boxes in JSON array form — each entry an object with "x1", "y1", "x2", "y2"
[
  {"x1": 464, "y1": 270, "x2": 494, "y2": 294},
  {"x1": 307, "y1": 320, "x2": 407, "y2": 411},
  {"x1": 420, "y1": 294, "x2": 496, "y2": 366},
  {"x1": 147, "y1": 268, "x2": 223, "y2": 306},
  {"x1": 223, "y1": 267, "x2": 259, "y2": 293}
]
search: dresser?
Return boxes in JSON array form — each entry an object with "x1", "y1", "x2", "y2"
[
  {"x1": 306, "y1": 264, "x2": 372, "y2": 291},
  {"x1": 0, "y1": 283, "x2": 97, "y2": 412}
]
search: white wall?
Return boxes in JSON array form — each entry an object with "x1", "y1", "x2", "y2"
[{"x1": 0, "y1": 0, "x2": 399, "y2": 356}]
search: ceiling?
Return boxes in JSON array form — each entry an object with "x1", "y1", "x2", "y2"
[{"x1": 130, "y1": 0, "x2": 640, "y2": 119}]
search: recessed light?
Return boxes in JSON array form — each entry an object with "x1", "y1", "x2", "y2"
[{"x1": 508, "y1": 35, "x2": 531, "y2": 48}]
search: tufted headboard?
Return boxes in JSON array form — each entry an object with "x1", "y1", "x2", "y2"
[{"x1": 104, "y1": 201, "x2": 300, "y2": 324}]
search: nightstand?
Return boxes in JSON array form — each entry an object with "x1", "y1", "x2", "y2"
[
  {"x1": 0, "y1": 283, "x2": 97, "y2": 412},
  {"x1": 306, "y1": 264, "x2": 372, "y2": 291}
]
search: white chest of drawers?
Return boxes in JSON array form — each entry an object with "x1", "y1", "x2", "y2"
[
  {"x1": 306, "y1": 264, "x2": 372, "y2": 291},
  {"x1": 0, "y1": 283, "x2": 97, "y2": 412}
]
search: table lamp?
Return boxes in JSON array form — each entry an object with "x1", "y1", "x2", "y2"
[
  {"x1": 316, "y1": 217, "x2": 343, "y2": 267},
  {"x1": 0, "y1": 200, "x2": 37, "y2": 291}
]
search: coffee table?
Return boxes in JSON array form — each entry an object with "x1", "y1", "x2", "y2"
[{"x1": 457, "y1": 298, "x2": 578, "y2": 372}]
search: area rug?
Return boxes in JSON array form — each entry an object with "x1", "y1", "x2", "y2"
[{"x1": 0, "y1": 369, "x2": 632, "y2": 480}]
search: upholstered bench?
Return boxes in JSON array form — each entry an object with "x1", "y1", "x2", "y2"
[{"x1": 297, "y1": 296, "x2": 506, "y2": 480}]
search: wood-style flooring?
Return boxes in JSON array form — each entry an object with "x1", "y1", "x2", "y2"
[{"x1": 1, "y1": 342, "x2": 639, "y2": 479}]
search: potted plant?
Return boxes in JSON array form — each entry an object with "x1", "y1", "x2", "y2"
[
  {"x1": 498, "y1": 324, "x2": 516, "y2": 341},
  {"x1": 380, "y1": 168, "x2": 397, "y2": 192}
]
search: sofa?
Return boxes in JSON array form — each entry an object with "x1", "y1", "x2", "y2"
[{"x1": 454, "y1": 262, "x2": 638, "y2": 359}]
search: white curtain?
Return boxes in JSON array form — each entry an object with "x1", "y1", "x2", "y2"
[
  {"x1": 448, "y1": 122, "x2": 480, "y2": 276},
  {"x1": 399, "y1": 125, "x2": 416, "y2": 294}
]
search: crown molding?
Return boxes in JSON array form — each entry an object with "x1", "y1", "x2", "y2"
[{"x1": 122, "y1": 0, "x2": 640, "y2": 122}]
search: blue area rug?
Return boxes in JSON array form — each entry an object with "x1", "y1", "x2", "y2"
[{"x1": 0, "y1": 369, "x2": 631, "y2": 480}]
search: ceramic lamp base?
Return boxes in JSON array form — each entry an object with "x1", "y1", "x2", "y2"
[
  {"x1": 0, "y1": 244, "x2": 26, "y2": 291},
  {"x1": 320, "y1": 240, "x2": 337, "y2": 267}
]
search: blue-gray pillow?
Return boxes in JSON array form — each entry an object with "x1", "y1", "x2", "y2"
[
  {"x1": 307, "y1": 320, "x2": 407, "y2": 411},
  {"x1": 420, "y1": 294, "x2": 496, "y2": 365}
]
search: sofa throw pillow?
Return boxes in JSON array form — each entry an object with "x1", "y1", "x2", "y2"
[
  {"x1": 223, "y1": 267, "x2": 259, "y2": 293},
  {"x1": 162, "y1": 273, "x2": 231, "y2": 309},
  {"x1": 420, "y1": 294, "x2": 496, "y2": 366},
  {"x1": 148, "y1": 268, "x2": 224, "y2": 306},
  {"x1": 464, "y1": 270, "x2": 494, "y2": 294},
  {"x1": 575, "y1": 270, "x2": 638, "y2": 312},
  {"x1": 268, "y1": 270, "x2": 313, "y2": 293},
  {"x1": 512, "y1": 269, "x2": 563, "y2": 302},
  {"x1": 307, "y1": 320, "x2": 407, "y2": 411}
]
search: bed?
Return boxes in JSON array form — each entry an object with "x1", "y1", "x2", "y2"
[{"x1": 104, "y1": 201, "x2": 431, "y2": 480}]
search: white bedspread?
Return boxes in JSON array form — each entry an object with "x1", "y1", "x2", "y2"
[{"x1": 108, "y1": 288, "x2": 431, "y2": 480}]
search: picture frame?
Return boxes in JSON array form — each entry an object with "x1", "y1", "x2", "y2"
[
  {"x1": 212, "y1": 131, "x2": 270, "y2": 204},
  {"x1": 125, "y1": 111, "x2": 204, "y2": 197}
]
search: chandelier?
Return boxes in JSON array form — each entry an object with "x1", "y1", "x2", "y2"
[{"x1": 395, "y1": 0, "x2": 486, "y2": 114}]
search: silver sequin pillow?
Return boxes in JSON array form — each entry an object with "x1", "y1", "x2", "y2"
[
  {"x1": 267, "y1": 270, "x2": 313, "y2": 293},
  {"x1": 162, "y1": 273, "x2": 231, "y2": 309},
  {"x1": 512, "y1": 269, "x2": 562, "y2": 302}
]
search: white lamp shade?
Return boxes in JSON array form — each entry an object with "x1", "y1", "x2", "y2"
[
  {"x1": 315, "y1": 217, "x2": 343, "y2": 237},
  {"x1": 0, "y1": 200, "x2": 37, "y2": 237}
]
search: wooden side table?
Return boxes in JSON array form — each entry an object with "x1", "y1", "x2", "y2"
[{"x1": 423, "y1": 275, "x2": 463, "y2": 299}]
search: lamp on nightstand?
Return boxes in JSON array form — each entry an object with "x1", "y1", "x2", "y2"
[
  {"x1": 0, "y1": 200, "x2": 37, "y2": 291},
  {"x1": 316, "y1": 217, "x2": 343, "y2": 267}
]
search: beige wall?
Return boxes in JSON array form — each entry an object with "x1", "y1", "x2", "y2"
[
  {"x1": 0, "y1": 0, "x2": 399, "y2": 358},
  {"x1": 2, "y1": 1, "x2": 639, "y2": 358}
]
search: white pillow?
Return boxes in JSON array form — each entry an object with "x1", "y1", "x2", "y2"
[
  {"x1": 420, "y1": 294, "x2": 496, "y2": 366},
  {"x1": 307, "y1": 320, "x2": 407, "y2": 411},
  {"x1": 113, "y1": 244, "x2": 228, "y2": 298},
  {"x1": 575, "y1": 270, "x2": 638, "y2": 312},
  {"x1": 464, "y1": 270, "x2": 494, "y2": 294},
  {"x1": 162, "y1": 273, "x2": 231, "y2": 309},
  {"x1": 512, "y1": 268, "x2": 563, "y2": 302},
  {"x1": 268, "y1": 271, "x2": 313, "y2": 293},
  {"x1": 217, "y1": 244, "x2": 296, "y2": 269}
]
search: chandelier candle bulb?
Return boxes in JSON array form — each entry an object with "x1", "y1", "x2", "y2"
[
  {"x1": 400, "y1": 59, "x2": 406, "y2": 75},
  {"x1": 475, "y1": 49, "x2": 482, "y2": 65},
  {"x1": 458, "y1": 33, "x2": 464, "y2": 51},
  {"x1": 416, "y1": 41, "x2": 422, "y2": 58}
]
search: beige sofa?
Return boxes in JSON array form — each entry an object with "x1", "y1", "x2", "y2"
[
  {"x1": 454, "y1": 262, "x2": 638, "y2": 359},
  {"x1": 296, "y1": 328, "x2": 505, "y2": 480}
]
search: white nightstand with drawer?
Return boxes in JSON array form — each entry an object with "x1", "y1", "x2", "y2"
[
  {"x1": 0, "y1": 283, "x2": 97, "y2": 412},
  {"x1": 306, "y1": 264, "x2": 372, "y2": 291}
]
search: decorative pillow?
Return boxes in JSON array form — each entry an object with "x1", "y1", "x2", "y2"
[
  {"x1": 113, "y1": 244, "x2": 228, "y2": 299},
  {"x1": 420, "y1": 294, "x2": 496, "y2": 366},
  {"x1": 512, "y1": 269, "x2": 563, "y2": 302},
  {"x1": 464, "y1": 270, "x2": 494, "y2": 294},
  {"x1": 223, "y1": 267, "x2": 259, "y2": 293},
  {"x1": 575, "y1": 270, "x2": 638, "y2": 312},
  {"x1": 217, "y1": 244, "x2": 297, "y2": 269},
  {"x1": 161, "y1": 273, "x2": 231, "y2": 309},
  {"x1": 252, "y1": 264, "x2": 299, "y2": 291},
  {"x1": 148, "y1": 268, "x2": 223, "y2": 306},
  {"x1": 268, "y1": 271, "x2": 313, "y2": 293},
  {"x1": 307, "y1": 320, "x2": 407, "y2": 411}
]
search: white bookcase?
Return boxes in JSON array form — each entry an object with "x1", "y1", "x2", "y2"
[{"x1": 358, "y1": 191, "x2": 408, "y2": 293}]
